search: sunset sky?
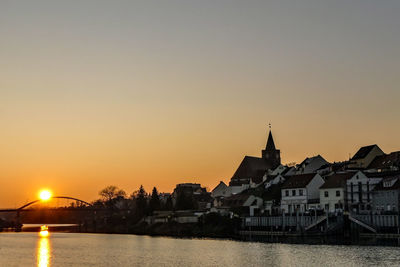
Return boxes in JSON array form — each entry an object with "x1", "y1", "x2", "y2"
[{"x1": 1, "y1": 1, "x2": 399, "y2": 208}]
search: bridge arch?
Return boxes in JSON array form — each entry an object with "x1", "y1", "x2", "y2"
[{"x1": 17, "y1": 196, "x2": 91, "y2": 210}]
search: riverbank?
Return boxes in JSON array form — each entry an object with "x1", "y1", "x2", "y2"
[{"x1": 18, "y1": 221, "x2": 400, "y2": 247}]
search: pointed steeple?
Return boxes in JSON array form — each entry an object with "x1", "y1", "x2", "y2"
[
  {"x1": 266, "y1": 130, "x2": 276, "y2": 151},
  {"x1": 261, "y1": 124, "x2": 281, "y2": 168}
]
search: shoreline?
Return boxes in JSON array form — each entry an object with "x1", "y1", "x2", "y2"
[{"x1": 8, "y1": 226, "x2": 400, "y2": 247}]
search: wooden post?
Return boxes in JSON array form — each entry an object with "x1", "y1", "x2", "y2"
[{"x1": 326, "y1": 209, "x2": 329, "y2": 233}]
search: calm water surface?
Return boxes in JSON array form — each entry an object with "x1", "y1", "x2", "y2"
[{"x1": 1, "y1": 232, "x2": 400, "y2": 266}]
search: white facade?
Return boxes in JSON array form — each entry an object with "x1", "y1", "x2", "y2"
[
  {"x1": 319, "y1": 188, "x2": 345, "y2": 213},
  {"x1": 281, "y1": 174, "x2": 324, "y2": 213},
  {"x1": 346, "y1": 172, "x2": 382, "y2": 213}
]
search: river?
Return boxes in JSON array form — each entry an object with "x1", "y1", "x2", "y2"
[{"x1": 1, "y1": 232, "x2": 400, "y2": 266}]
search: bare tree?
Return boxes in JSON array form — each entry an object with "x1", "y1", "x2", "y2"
[{"x1": 99, "y1": 185, "x2": 126, "y2": 203}]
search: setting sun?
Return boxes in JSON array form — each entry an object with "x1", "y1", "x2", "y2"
[{"x1": 39, "y1": 190, "x2": 52, "y2": 201}]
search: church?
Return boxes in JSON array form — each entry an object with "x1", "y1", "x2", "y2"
[{"x1": 229, "y1": 128, "x2": 281, "y2": 186}]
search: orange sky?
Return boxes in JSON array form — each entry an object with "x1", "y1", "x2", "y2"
[{"x1": 0, "y1": 1, "x2": 400, "y2": 208}]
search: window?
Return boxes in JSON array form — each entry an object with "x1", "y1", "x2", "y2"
[
  {"x1": 299, "y1": 189, "x2": 303, "y2": 196},
  {"x1": 292, "y1": 190, "x2": 296, "y2": 196},
  {"x1": 336, "y1": 190, "x2": 340, "y2": 197},
  {"x1": 285, "y1": 190, "x2": 289, "y2": 197},
  {"x1": 325, "y1": 204, "x2": 329, "y2": 211},
  {"x1": 324, "y1": 191, "x2": 329, "y2": 197}
]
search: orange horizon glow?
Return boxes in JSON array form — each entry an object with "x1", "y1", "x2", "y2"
[{"x1": 1, "y1": 1, "x2": 400, "y2": 208}]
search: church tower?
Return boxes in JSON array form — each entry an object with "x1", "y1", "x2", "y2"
[{"x1": 261, "y1": 126, "x2": 281, "y2": 169}]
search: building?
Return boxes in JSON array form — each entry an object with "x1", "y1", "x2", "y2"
[
  {"x1": 346, "y1": 171, "x2": 381, "y2": 213},
  {"x1": 348, "y1": 144, "x2": 384, "y2": 169},
  {"x1": 211, "y1": 181, "x2": 229, "y2": 207},
  {"x1": 295, "y1": 155, "x2": 329, "y2": 175},
  {"x1": 229, "y1": 128, "x2": 281, "y2": 186},
  {"x1": 367, "y1": 151, "x2": 400, "y2": 173},
  {"x1": 280, "y1": 173, "x2": 325, "y2": 213},
  {"x1": 172, "y1": 183, "x2": 212, "y2": 210},
  {"x1": 319, "y1": 171, "x2": 361, "y2": 213},
  {"x1": 372, "y1": 174, "x2": 400, "y2": 213},
  {"x1": 222, "y1": 193, "x2": 263, "y2": 216}
]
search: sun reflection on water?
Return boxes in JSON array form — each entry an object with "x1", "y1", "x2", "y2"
[{"x1": 37, "y1": 231, "x2": 50, "y2": 267}]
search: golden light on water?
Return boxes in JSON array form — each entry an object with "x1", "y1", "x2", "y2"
[
  {"x1": 39, "y1": 190, "x2": 52, "y2": 201},
  {"x1": 37, "y1": 232, "x2": 50, "y2": 267},
  {"x1": 39, "y1": 230, "x2": 49, "y2": 237}
]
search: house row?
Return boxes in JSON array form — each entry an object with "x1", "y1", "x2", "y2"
[
  {"x1": 214, "y1": 169, "x2": 400, "y2": 216},
  {"x1": 211, "y1": 129, "x2": 400, "y2": 216}
]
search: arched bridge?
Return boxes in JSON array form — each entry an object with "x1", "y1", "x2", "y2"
[
  {"x1": 0, "y1": 196, "x2": 92, "y2": 213},
  {"x1": 17, "y1": 196, "x2": 91, "y2": 210}
]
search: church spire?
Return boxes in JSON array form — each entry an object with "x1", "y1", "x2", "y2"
[
  {"x1": 266, "y1": 129, "x2": 276, "y2": 151},
  {"x1": 261, "y1": 124, "x2": 281, "y2": 168}
]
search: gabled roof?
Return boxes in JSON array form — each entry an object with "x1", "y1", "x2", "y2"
[
  {"x1": 299, "y1": 155, "x2": 327, "y2": 166},
  {"x1": 365, "y1": 171, "x2": 400, "y2": 178},
  {"x1": 281, "y1": 173, "x2": 317, "y2": 189},
  {"x1": 230, "y1": 156, "x2": 269, "y2": 185},
  {"x1": 352, "y1": 145, "x2": 378, "y2": 160},
  {"x1": 368, "y1": 151, "x2": 400, "y2": 169},
  {"x1": 373, "y1": 176, "x2": 400, "y2": 191},
  {"x1": 316, "y1": 163, "x2": 331, "y2": 171},
  {"x1": 281, "y1": 166, "x2": 296, "y2": 176},
  {"x1": 222, "y1": 193, "x2": 251, "y2": 207},
  {"x1": 212, "y1": 181, "x2": 227, "y2": 192},
  {"x1": 320, "y1": 172, "x2": 355, "y2": 189}
]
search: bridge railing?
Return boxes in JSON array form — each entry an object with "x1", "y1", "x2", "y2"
[
  {"x1": 243, "y1": 215, "x2": 325, "y2": 228},
  {"x1": 351, "y1": 214, "x2": 399, "y2": 228}
]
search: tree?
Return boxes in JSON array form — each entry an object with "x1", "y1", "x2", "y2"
[
  {"x1": 164, "y1": 195, "x2": 173, "y2": 211},
  {"x1": 99, "y1": 185, "x2": 126, "y2": 203},
  {"x1": 149, "y1": 187, "x2": 161, "y2": 213},
  {"x1": 135, "y1": 185, "x2": 147, "y2": 218}
]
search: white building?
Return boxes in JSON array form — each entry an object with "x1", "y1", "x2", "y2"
[
  {"x1": 346, "y1": 171, "x2": 382, "y2": 213},
  {"x1": 281, "y1": 173, "x2": 325, "y2": 213},
  {"x1": 319, "y1": 171, "x2": 361, "y2": 213}
]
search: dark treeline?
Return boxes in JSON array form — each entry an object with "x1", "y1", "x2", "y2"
[
  {"x1": 1, "y1": 184, "x2": 239, "y2": 238},
  {"x1": 87, "y1": 185, "x2": 239, "y2": 238}
]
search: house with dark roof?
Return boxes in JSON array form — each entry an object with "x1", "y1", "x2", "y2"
[
  {"x1": 295, "y1": 155, "x2": 329, "y2": 175},
  {"x1": 346, "y1": 171, "x2": 381, "y2": 213},
  {"x1": 367, "y1": 151, "x2": 400, "y2": 173},
  {"x1": 348, "y1": 144, "x2": 384, "y2": 169},
  {"x1": 372, "y1": 174, "x2": 400, "y2": 213},
  {"x1": 280, "y1": 173, "x2": 324, "y2": 213},
  {"x1": 229, "y1": 128, "x2": 281, "y2": 187},
  {"x1": 222, "y1": 193, "x2": 263, "y2": 216},
  {"x1": 319, "y1": 171, "x2": 361, "y2": 213}
]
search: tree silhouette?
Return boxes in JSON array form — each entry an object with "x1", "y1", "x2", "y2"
[
  {"x1": 149, "y1": 187, "x2": 161, "y2": 213},
  {"x1": 135, "y1": 185, "x2": 147, "y2": 218},
  {"x1": 99, "y1": 185, "x2": 126, "y2": 203}
]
